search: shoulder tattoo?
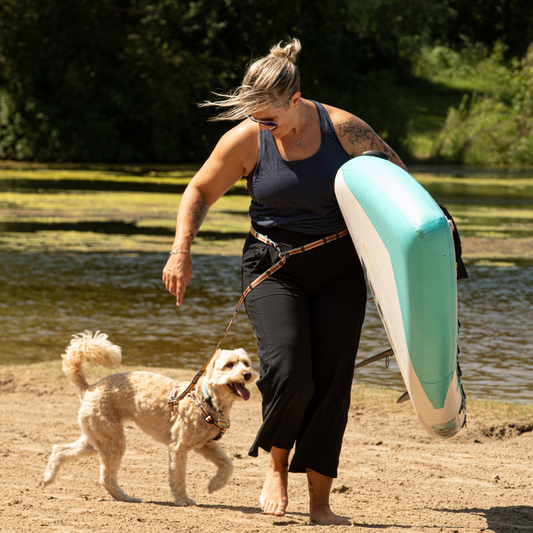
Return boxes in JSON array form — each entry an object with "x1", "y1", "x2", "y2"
[
  {"x1": 336, "y1": 117, "x2": 376, "y2": 147},
  {"x1": 335, "y1": 117, "x2": 399, "y2": 160}
]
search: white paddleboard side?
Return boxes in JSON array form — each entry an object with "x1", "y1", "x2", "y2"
[{"x1": 335, "y1": 156, "x2": 466, "y2": 438}]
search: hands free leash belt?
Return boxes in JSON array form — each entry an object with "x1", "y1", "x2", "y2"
[{"x1": 167, "y1": 226, "x2": 350, "y2": 409}]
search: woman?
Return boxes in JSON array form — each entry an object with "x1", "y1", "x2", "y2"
[{"x1": 163, "y1": 38, "x2": 406, "y2": 525}]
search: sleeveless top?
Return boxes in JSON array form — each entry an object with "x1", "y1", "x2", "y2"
[{"x1": 247, "y1": 100, "x2": 350, "y2": 234}]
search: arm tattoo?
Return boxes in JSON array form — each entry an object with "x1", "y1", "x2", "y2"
[
  {"x1": 190, "y1": 199, "x2": 208, "y2": 232},
  {"x1": 337, "y1": 117, "x2": 377, "y2": 147},
  {"x1": 336, "y1": 117, "x2": 401, "y2": 162}
]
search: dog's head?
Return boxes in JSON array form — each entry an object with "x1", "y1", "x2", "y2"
[{"x1": 204, "y1": 348, "x2": 258, "y2": 402}]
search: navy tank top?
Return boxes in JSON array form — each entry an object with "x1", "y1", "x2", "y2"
[{"x1": 247, "y1": 100, "x2": 350, "y2": 234}]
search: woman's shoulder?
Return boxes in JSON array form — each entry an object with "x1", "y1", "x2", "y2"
[
  {"x1": 213, "y1": 120, "x2": 260, "y2": 175},
  {"x1": 321, "y1": 103, "x2": 359, "y2": 131},
  {"x1": 320, "y1": 103, "x2": 406, "y2": 169},
  {"x1": 219, "y1": 119, "x2": 259, "y2": 150},
  {"x1": 319, "y1": 103, "x2": 382, "y2": 158}
]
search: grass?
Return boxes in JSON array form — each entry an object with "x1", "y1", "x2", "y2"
[{"x1": 402, "y1": 77, "x2": 470, "y2": 160}]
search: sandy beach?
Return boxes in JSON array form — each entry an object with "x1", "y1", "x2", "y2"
[{"x1": 1, "y1": 361, "x2": 533, "y2": 533}]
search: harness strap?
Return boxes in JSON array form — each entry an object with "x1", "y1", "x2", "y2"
[
  {"x1": 188, "y1": 390, "x2": 229, "y2": 439},
  {"x1": 168, "y1": 226, "x2": 350, "y2": 408}
]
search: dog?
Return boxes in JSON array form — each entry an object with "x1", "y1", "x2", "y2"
[{"x1": 40, "y1": 331, "x2": 257, "y2": 506}]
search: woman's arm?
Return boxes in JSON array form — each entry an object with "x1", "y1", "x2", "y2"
[
  {"x1": 325, "y1": 105, "x2": 407, "y2": 171},
  {"x1": 162, "y1": 122, "x2": 258, "y2": 306}
]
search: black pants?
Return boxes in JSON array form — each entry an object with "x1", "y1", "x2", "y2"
[{"x1": 242, "y1": 224, "x2": 367, "y2": 478}]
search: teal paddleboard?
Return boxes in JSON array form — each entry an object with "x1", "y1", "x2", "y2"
[{"x1": 335, "y1": 155, "x2": 466, "y2": 438}]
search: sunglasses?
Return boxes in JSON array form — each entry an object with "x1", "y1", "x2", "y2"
[
  {"x1": 245, "y1": 115, "x2": 278, "y2": 128},
  {"x1": 245, "y1": 108, "x2": 285, "y2": 128}
]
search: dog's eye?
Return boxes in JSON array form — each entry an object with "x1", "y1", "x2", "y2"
[{"x1": 224, "y1": 362, "x2": 234, "y2": 369}]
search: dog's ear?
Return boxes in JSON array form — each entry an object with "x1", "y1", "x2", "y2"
[{"x1": 205, "y1": 349, "x2": 220, "y2": 380}]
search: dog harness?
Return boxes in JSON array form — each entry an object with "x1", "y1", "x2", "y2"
[
  {"x1": 168, "y1": 382, "x2": 229, "y2": 440},
  {"x1": 188, "y1": 390, "x2": 229, "y2": 440},
  {"x1": 167, "y1": 226, "x2": 349, "y2": 409}
]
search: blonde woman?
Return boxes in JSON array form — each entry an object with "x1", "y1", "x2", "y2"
[{"x1": 163, "y1": 38, "x2": 406, "y2": 525}]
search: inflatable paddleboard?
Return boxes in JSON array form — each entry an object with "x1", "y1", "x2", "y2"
[{"x1": 335, "y1": 154, "x2": 466, "y2": 438}]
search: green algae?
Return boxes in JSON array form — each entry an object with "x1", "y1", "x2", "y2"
[{"x1": 0, "y1": 165, "x2": 532, "y2": 258}]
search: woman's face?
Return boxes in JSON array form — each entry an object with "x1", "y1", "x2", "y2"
[
  {"x1": 246, "y1": 93, "x2": 301, "y2": 137},
  {"x1": 246, "y1": 106, "x2": 287, "y2": 133}
]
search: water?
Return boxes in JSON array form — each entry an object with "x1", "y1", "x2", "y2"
[
  {"x1": 1, "y1": 164, "x2": 532, "y2": 403},
  {"x1": 0, "y1": 250, "x2": 532, "y2": 402}
]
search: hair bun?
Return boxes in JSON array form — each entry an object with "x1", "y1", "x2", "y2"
[{"x1": 270, "y1": 38, "x2": 301, "y2": 63}]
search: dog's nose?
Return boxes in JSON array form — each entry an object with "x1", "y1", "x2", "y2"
[{"x1": 243, "y1": 371, "x2": 252, "y2": 381}]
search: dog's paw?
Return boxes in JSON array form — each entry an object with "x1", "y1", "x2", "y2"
[
  {"x1": 122, "y1": 496, "x2": 142, "y2": 503},
  {"x1": 109, "y1": 492, "x2": 142, "y2": 503},
  {"x1": 39, "y1": 476, "x2": 53, "y2": 489},
  {"x1": 173, "y1": 496, "x2": 196, "y2": 507},
  {"x1": 208, "y1": 475, "x2": 230, "y2": 493}
]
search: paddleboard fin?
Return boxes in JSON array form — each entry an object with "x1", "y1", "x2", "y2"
[
  {"x1": 397, "y1": 391, "x2": 410, "y2": 404},
  {"x1": 354, "y1": 348, "x2": 393, "y2": 369}
]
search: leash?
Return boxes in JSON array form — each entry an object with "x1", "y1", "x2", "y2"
[{"x1": 168, "y1": 226, "x2": 350, "y2": 409}]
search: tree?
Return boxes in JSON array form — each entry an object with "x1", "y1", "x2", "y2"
[{"x1": 0, "y1": 0, "x2": 456, "y2": 163}]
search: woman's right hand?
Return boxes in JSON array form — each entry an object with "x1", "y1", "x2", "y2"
[
  {"x1": 162, "y1": 119, "x2": 258, "y2": 306},
  {"x1": 162, "y1": 252, "x2": 193, "y2": 307}
]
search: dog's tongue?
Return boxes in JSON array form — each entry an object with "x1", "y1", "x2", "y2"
[{"x1": 235, "y1": 383, "x2": 251, "y2": 401}]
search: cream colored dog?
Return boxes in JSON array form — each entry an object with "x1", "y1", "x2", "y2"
[{"x1": 40, "y1": 331, "x2": 257, "y2": 506}]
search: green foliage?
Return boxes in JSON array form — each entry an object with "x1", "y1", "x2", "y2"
[
  {"x1": 443, "y1": 0, "x2": 533, "y2": 60},
  {"x1": 4, "y1": 0, "x2": 530, "y2": 164},
  {"x1": 0, "y1": 0, "x2": 456, "y2": 163},
  {"x1": 413, "y1": 42, "x2": 488, "y2": 89},
  {"x1": 433, "y1": 44, "x2": 533, "y2": 166}
]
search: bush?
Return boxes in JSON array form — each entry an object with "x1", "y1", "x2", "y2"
[
  {"x1": 433, "y1": 43, "x2": 533, "y2": 166},
  {"x1": 0, "y1": 0, "x2": 449, "y2": 164}
]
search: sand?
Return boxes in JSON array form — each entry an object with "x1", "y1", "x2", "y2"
[{"x1": 1, "y1": 362, "x2": 533, "y2": 533}]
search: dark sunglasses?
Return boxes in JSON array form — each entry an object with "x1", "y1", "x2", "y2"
[{"x1": 245, "y1": 114, "x2": 278, "y2": 128}]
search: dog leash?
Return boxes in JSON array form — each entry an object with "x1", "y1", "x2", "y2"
[{"x1": 167, "y1": 226, "x2": 349, "y2": 409}]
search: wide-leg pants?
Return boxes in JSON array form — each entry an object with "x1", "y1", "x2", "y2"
[{"x1": 242, "y1": 224, "x2": 367, "y2": 478}]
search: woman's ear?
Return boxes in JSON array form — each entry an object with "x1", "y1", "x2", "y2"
[{"x1": 292, "y1": 92, "x2": 302, "y2": 109}]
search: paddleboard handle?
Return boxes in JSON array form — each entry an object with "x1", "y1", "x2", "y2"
[{"x1": 361, "y1": 150, "x2": 390, "y2": 161}]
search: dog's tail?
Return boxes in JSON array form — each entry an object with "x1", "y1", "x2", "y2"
[{"x1": 62, "y1": 331, "x2": 122, "y2": 394}]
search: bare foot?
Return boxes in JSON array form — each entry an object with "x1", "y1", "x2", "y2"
[
  {"x1": 307, "y1": 469, "x2": 351, "y2": 526},
  {"x1": 310, "y1": 503, "x2": 352, "y2": 526},
  {"x1": 260, "y1": 447, "x2": 289, "y2": 517}
]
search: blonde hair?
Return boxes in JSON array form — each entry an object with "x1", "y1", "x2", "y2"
[{"x1": 199, "y1": 38, "x2": 302, "y2": 121}]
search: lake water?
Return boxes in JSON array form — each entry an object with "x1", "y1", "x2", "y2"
[
  {"x1": 1, "y1": 165, "x2": 532, "y2": 403},
  {"x1": 0, "y1": 250, "x2": 532, "y2": 403}
]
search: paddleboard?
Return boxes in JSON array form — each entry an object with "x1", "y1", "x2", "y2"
[{"x1": 335, "y1": 154, "x2": 466, "y2": 438}]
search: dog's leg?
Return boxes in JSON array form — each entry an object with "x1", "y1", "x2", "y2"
[
  {"x1": 195, "y1": 441, "x2": 234, "y2": 493},
  {"x1": 40, "y1": 434, "x2": 97, "y2": 488},
  {"x1": 168, "y1": 444, "x2": 196, "y2": 506},
  {"x1": 82, "y1": 418, "x2": 141, "y2": 503}
]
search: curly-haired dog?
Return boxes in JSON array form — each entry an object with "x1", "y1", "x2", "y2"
[{"x1": 40, "y1": 331, "x2": 257, "y2": 506}]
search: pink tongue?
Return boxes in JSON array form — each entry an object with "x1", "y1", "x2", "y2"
[{"x1": 235, "y1": 383, "x2": 251, "y2": 401}]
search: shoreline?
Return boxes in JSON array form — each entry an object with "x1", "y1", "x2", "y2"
[{"x1": 2, "y1": 362, "x2": 533, "y2": 532}]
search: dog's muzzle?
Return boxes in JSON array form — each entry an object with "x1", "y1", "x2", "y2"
[{"x1": 229, "y1": 371, "x2": 253, "y2": 401}]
